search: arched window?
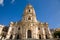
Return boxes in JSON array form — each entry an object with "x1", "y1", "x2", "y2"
[
  {"x1": 28, "y1": 9, "x2": 32, "y2": 13},
  {"x1": 46, "y1": 35, "x2": 49, "y2": 39},
  {"x1": 28, "y1": 16, "x2": 31, "y2": 20},
  {"x1": 38, "y1": 27, "x2": 40, "y2": 30},
  {"x1": 10, "y1": 35, "x2": 13, "y2": 39},
  {"x1": 27, "y1": 30, "x2": 32, "y2": 38},
  {"x1": 29, "y1": 9, "x2": 30, "y2": 12},
  {"x1": 39, "y1": 35, "x2": 41, "y2": 39},
  {"x1": 16, "y1": 34, "x2": 20, "y2": 39},
  {"x1": 18, "y1": 27, "x2": 20, "y2": 30}
]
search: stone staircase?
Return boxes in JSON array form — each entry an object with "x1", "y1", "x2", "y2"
[{"x1": 1, "y1": 38, "x2": 60, "y2": 40}]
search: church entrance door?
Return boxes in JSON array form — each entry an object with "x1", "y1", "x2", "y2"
[{"x1": 27, "y1": 30, "x2": 32, "y2": 38}]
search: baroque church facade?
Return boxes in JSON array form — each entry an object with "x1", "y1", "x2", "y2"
[{"x1": 0, "y1": 4, "x2": 53, "y2": 39}]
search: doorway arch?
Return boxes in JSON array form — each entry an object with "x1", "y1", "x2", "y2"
[
  {"x1": 16, "y1": 34, "x2": 19, "y2": 39},
  {"x1": 27, "y1": 30, "x2": 32, "y2": 38},
  {"x1": 46, "y1": 35, "x2": 49, "y2": 39},
  {"x1": 39, "y1": 35, "x2": 41, "y2": 39},
  {"x1": 10, "y1": 35, "x2": 13, "y2": 39}
]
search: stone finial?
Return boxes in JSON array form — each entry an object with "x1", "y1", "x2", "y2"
[
  {"x1": 10, "y1": 21, "x2": 14, "y2": 24},
  {"x1": 0, "y1": 25, "x2": 5, "y2": 27},
  {"x1": 10, "y1": 21, "x2": 14, "y2": 27},
  {"x1": 40, "y1": 22, "x2": 43, "y2": 27},
  {"x1": 40, "y1": 22, "x2": 43, "y2": 24},
  {"x1": 45, "y1": 22, "x2": 48, "y2": 24},
  {"x1": 44, "y1": 22, "x2": 48, "y2": 27}
]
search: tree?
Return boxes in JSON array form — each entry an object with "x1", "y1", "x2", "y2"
[{"x1": 53, "y1": 31, "x2": 60, "y2": 38}]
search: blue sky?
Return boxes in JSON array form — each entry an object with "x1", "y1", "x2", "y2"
[{"x1": 0, "y1": 0, "x2": 60, "y2": 29}]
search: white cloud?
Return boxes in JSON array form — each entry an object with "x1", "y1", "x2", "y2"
[
  {"x1": 11, "y1": 0, "x2": 15, "y2": 4},
  {"x1": 0, "y1": 0, "x2": 4, "y2": 6}
]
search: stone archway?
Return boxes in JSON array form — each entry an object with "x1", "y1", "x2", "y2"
[
  {"x1": 10, "y1": 35, "x2": 13, "y2": 39},
  {"x1": 39, "y1": 35, "x2": 41, "y2": 39},
  {"x1": 15, "y1": 33, "x2": 22, "y2": 39},
  {"x1": 27, "y1": 30, "x2": 32, "y2": 38},
  {"x1": 16, "y1": 34, "x2": 22, "y2": 39},
  {"x1": 46, "y1": 35, "x2": 49, "y2": 39},
  {"x1": 16, "y1": 34, "x2": 19, "y2": 39}
]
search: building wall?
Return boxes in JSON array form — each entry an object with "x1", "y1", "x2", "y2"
[
  {"x1": 0, "y1": 25, "x2": 4, "y2": 39},
  {"x1": 5, "y1": 4, "x2": 53, "y2": 39}
]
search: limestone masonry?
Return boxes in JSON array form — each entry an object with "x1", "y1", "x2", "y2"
[{"x1": 0, "y1": 4, "x2": 53, "y2": 39}]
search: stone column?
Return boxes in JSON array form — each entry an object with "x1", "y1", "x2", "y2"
[
  {"x1": 42, "y1": 27, "x2": 46, "y2": 39},
  {"x1": 35, "y1": 27, "x2": 38, "y2": 39},
  {"x1": 26, "y1": 30, "x2": 27, "y2": 39},
  {"x1": 12, "y1": 35, "x2": 15, "y2": 39},
  {"x1": 6, "y1": 34, "x2": 11, "y2": 39},
  {"x1": 6, "y1": 26, "x2": 12, "y2": 39},
  {"x1": 48, "y1": 28, "x2": 53, "y2": 38}
]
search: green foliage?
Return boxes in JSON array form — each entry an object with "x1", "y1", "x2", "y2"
[{"x1": 53, "y1": 31, "x2": 60, "y2": 38}]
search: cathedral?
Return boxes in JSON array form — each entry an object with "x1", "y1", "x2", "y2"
[{"x1": 0, "y1": 4, "x2": 53, "y2": 39}]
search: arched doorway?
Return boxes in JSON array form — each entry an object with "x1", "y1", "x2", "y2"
[
  {"x1": 27, "y1": 30, "x2": 32, "y2": 38},
  {"x1": 16, "y1": 34, "x2": 19, "y2": 39},
  {"x1": 10, "y1": 35, "x2": 13, "y2": 39},
  {"x1": 39, "y1": 35, "x2": 41, "y2": 39},
  {"x1": 15, "y1": 34, "x2": 21, "y2": 39},
  {"x1": 46, "y1": 35, "x2": 49, "y2": 39}
]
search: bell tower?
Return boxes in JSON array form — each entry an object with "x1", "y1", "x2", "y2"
[{"x1": 22, "y1": 4, "x2": 37, "y2": 22}]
